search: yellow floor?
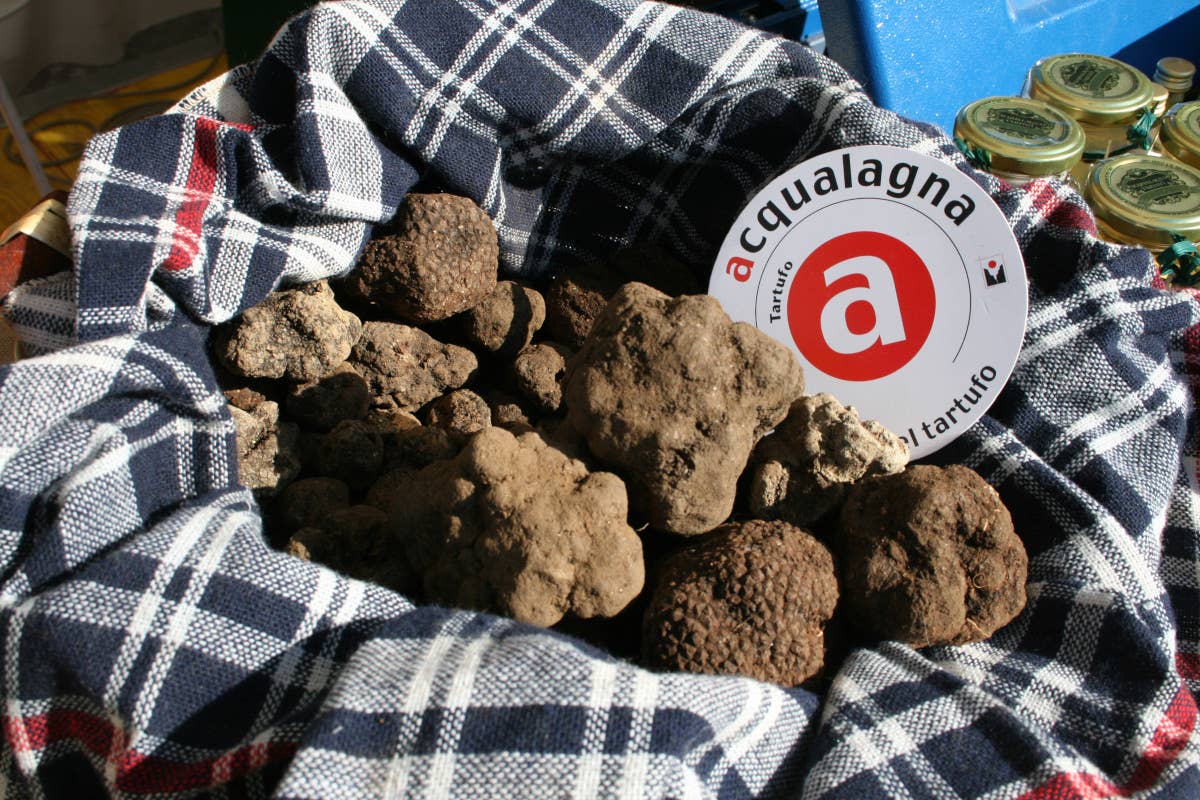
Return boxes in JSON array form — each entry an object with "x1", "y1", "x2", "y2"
[{"x1": 1, "y1": 54, "x2": 228, "y2": 231}]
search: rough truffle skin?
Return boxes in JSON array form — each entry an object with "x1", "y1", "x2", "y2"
[
  {"x1": 230, "y1": 400, "x2": 300, "y2": 498},
  {"x1": 747, "y1": 393, "x2": 908, "y2": 526},
  {"x1": 214, "y1": 280, "x2": 362, "y2": 382},
  {"x1": 349, "y1": 321, "x2": 478, "y2": 412},
  {"x1": 512, "y1": 342, "x2": 571, "y2": 414},
  {"x1": 424, "y1": 389, "x2": 491, "y2": 439},
  {"x1": 837, "y1": 464, "x2": 1028, "y2": 648},
  {"x1": 564, "y1": 283, "x2": 805, "y2": 535},
  {"x1": 318, "y1": 419, "x2": 384, "y2": 491},
  {"x1": 378, "y1": 424, "x2": 460, "y2": 473},
  {"x1": 381, "y1": 426, "x2": 644, "y2": 627},
  {"x1": 544, "y1": 265, "x2": 612, "y2": 349},
  {"x1": 272, "y1": 477, "x2": 351, "y2": 532},
  {"x1": 289, "y1": 504, "x2": 418, "y2": 595},
  {"x1": 349, "y1": 193, "x2": 498, "y2": 323},
  {"x1": 285, "y1": 363, "x2": 371, "y2": 431},
  {"x1": 459, "y1": 280, "x2": 546, "y2": 357},
  {"x1": 642, "y1": 519, "x2": 838, "y2": 686}
]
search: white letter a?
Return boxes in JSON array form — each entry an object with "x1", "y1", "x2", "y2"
[{"x1": 819, "y1": 257, "x2": 906, "y2": 354}]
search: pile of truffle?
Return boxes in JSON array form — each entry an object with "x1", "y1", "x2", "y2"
[{"x1": 214, "y1": 192, "x2": 1029, "y2": 688}]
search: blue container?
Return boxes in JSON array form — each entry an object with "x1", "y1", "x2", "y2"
[
  {"x1": 817, "y1": 0, "x2": 1200, "y2": 134},
  {"x1": 707, "y1": 0, "x2": 826, "y2": 50}
]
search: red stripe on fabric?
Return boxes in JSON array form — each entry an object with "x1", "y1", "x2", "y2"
[
  {"x1": 161, "y1": 117, "x2": 229, "y2": 273},
  {"x1": 1024, "y1": 182, "x2": 1097, "y2": 235},
  {"x1": 1123, "y1": 686, "x2": 1198, "y2": 792},
  {"x1": 2, "y1": 709, "x2": 294, "y2": 793},
  {"x1": 1014, "y1": 771, "x2": 1119, "y2": 800},
  {"x1": 1014, "y1": 686, "x2": 1198, "y2": 799},
  {"x1": 3, "y1": 709, "x2": 123, "y2": 757},
  {"x1": 1180, "y1": 653, "x2": 1200, "y2": 681},
  {"x1": 116, "y1": 741, "x2": 297, "y2": 793}
]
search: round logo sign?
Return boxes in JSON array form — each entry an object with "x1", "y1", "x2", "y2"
[{"x1": 708, "y1": 145, "x2": 1027, "y2": 459}]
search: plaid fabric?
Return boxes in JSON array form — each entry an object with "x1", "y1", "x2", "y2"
[{"x1": 1, "y1": 0, "x2": 1198, "y2": 796}]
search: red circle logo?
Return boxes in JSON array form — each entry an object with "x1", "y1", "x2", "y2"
[{"x1": 787, "y1": 231, "x2": 936, "y2": 381}]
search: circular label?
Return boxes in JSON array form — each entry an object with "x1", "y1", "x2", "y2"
[
  {"x1": 708, "y1": 146, "x2": 1028, "y2": 459},
  {"x1": 1048, "y1": 56, "x2": 1142, "y2": 101},
  {"x1": 1104, "y1": 159, "x2": 1200, "y2": 214},
  {"x1": 974, "y1": 100, "x2": 1073, "y2": 147}
]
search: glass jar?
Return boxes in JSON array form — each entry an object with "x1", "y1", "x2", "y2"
[
  {"x1": 1152, "y1": 57, "x2": 1195, "y2": 108},
  {"x1": 1083, "y1": 152, "x2": 1200, "y2": 281},
  {"x1": 1158, "y1": 101, "x2": 1200, "y2": 169},
  {"x1": 1024, "y1": 53, "x2": 1157, "y2": 183},
  {"x1": 953, "y1": 96, "x2": 1085, "y2": 187}
]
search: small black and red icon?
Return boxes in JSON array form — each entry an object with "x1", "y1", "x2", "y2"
[{"x1": 981, "y1": 255, "x2": 1007, "y2": 286}]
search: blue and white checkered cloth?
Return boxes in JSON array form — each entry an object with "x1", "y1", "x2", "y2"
[{"x1": 1, "y1": 0, "x2": 1198, "y2": 796}]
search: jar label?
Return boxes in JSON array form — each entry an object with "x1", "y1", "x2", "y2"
[
  {"x1": 1050, "y1": 56, "x2": 1142, "y2": 102},
  {"x1": 1109, "y1": 163, "x2": 1200, "y2": 213},
  {"x1": 708, "y1": 146, "x2": 1027, "y2": 459},
  {"x1": 985, "y1": 105, "x2": 1059, "y2": 142}
]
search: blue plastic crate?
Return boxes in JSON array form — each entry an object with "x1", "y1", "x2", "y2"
[
  {"x1": 816, "y1": 0, "x2": 1200, "y2": 134},
  {"x1": 707, "y1": 0, "x2": 826, "y2": 50}
]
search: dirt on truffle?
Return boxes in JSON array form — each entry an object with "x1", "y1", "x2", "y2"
[
  {"x1": 564, "y1": 282, "x2": 805, "y2": 535},
  {"x1": 746, "y1": 393, "x2": 909, "y2": 526},
  {"x1": 346, "y1": 193, "x2": 498, "y2": 323},
  {"x1": 289, "y1": 504, "x2": 418, "y2": 595},
  {"x1": 349, "y1": 321, "x2": 478, "y2": 412},
  {"x1": 642, "y1": 519, "x2": 839, "y2": 686},
  {"x1": 285, "y1": 363, "x2": 371, "y2": 431},
  {"x1": 458, "y1": 280, "x2": 546, "y2": 357},
  {"x1": 837, "y1": 464, "x2": 1028, "y2": 648},
  {"x1": 214, "y1": 280, "x2": 362, "y2": 382},
  {"x1": 271, "y1": 476, "x2": 352, "y2": 533},
  {"x1": 424, "y1": 389, "x2": 492, "y2": 440},
  {"x1": 230, "y1": 400, "x2": 301, "y2": 498},
  {"x1": 318, "y1": 419, "x2": 384, "y2": 491},
  {"x1": 512, "y1": 342, "x2": 571, "y2": 415},
  {"x1": 378, "y1": 426, "x2": 644, "y2": 627}
]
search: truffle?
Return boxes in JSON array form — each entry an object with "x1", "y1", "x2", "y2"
[
  {"x1": 349, "y1": 321, "x2": 478, "y2": 412},
  {"x1": 365, "y1": 408, "x2": 423, "y2": 434},
  {"x1": 836, "y1": 464, "x2": 1028, "y2": 648},
  {"x1": 424, "y1": 389, "x2": 491, "y2": 440},
  {"x1": 564, "y1": 283, "x2": 804, "y2": 534},
  {"x1": 642, "y1": 519, "x2": 838, "y2": 686},
  {"x1": 458, "y1": 280, "x2": 546, "y2": 357},
  {"x1": 272, "y1": 477, "x2": 352, "y2": 532},
  {"x1": 380, "y1": 427, "x2": 644, "y2": 627},
  {"x1": 230, "y1": 400, "x2": 301, "y2": 498},
  {"x1": 347, "y1": 193, "x2": 498, "y2": 323},
  {"x1": 318, "y1": 419, "x2": 384, "y2": 491},
  {"x1": 483, "y1": 390, "x2": 532, "y2": 429},
  {"x1": 747, "y1": 393, "x2": 909, "y2": 526},
  {"x1": 214, "y1": 280, "x2": 362, "y2": 382},
  {"x1": 288, "y1": 504, "x2": 417, "y2": 594},
  {"x1": 224, "y1": 385, "x2": 269, "y2": 412},
  {"x1": 285, "y1": 362, "x2": 371, "y2": 431},
  {"x1": 512, "y1": 342, "x2": 571, "y2": 414}
]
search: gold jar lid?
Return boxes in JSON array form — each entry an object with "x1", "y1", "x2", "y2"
[
  {"x1": 1084, "y1": 152, "x2": 1200, "y2": 248},
  {"x1": 1160, "y1": 101, "x2": 1200, "y2": 169},
  {"x1": 954, "y1": 96, "x2": 1085, "y2": 176},
  {"x1": 1153, "y1": 57, "x2": 1196, "y2": 91},
  {"x1": 1027, "y1": 53, "x2": 1155, "y2": 125}
]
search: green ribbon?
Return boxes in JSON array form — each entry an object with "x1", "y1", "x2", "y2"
[
  {"x1": 1126, "y1": 107, "x2": 1158, "y2": 151},
  {"x1": 1157, "y1": 232, "x2": 1200, "y2": 286},
  {"x1": 954, "y1": 136, "x2": 992, "y2": 171}
]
